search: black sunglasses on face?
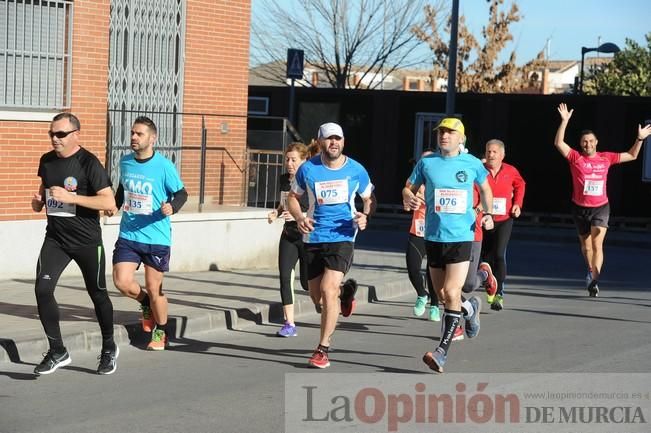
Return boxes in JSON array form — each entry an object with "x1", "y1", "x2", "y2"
[{"x1": 48, "y1": 129, "x2": 78, "y2": 139}]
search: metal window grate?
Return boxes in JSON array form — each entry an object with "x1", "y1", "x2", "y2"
[
  {"x1": 107, "y1": 0, "x2": 186, "y2": 187},
  {"x1": 0, "y1": 0, "x2": 73, "y2": 109}
]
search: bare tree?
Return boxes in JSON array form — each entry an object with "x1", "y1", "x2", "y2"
[
  {"x1": 250, "y1": 0, "x2": 444, "y2": 89},
  {"x1": 412, "y1": 0, "x2": 546, "y2": 93}
]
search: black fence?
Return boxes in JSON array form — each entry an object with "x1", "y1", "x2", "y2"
[{"x1": 249, "y1": 86, "x2": 651, "y2": 218}]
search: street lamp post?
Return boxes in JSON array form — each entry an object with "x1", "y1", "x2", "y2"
[{"x1": 578, "y1": 42, "x2": 620, "y2": 94}]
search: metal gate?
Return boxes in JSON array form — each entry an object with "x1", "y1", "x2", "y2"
[{"x1": 107, "y1": 0, "x2": 186, "y2": 186}]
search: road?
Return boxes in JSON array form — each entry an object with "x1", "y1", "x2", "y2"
[{"x1": 1, "y1": 232, "x2": 650, "y2": 433}]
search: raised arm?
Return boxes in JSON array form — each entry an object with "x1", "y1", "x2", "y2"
[
  {"x1": 619, "y1": 123, "x2": 651, "y2": 163},
  {"x1": 554, "y1": 103, "x2": 574, "y2": 158}
]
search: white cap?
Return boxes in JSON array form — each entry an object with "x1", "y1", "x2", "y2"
[{"x1": 318, "y1": 122, "x2": 344, "y2": 139}]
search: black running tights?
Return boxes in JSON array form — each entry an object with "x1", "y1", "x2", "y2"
[
  {"x1": 35, "y1": 238, "x2": 114, "y2": 351},
  {"x1": 278, "y1": 232, "x2": 309, "y2": 306},
  {"x1": 406, "y1": 234, "x2": 437, "y2": 303}
]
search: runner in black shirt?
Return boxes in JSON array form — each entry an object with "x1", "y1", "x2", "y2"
[{"x1": 31, "y1": 113, "x2": 118, "y2": 375}]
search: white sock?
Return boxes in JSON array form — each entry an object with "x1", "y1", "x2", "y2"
[{"x1": 462, "y1": 299, "x2": 473, "y2": 318}]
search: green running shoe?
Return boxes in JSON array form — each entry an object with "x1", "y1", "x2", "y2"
[{"x1": 413, "y1": 295, "x2": 428, "y2": 317}]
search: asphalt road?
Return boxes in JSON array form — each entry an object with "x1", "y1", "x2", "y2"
[{"x1": 1, "y1": 233, "x2": 649, "y2": 433}]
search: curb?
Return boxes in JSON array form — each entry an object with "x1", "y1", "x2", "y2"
[{"x1": 0, "y1": 277, "x2": 414, "y2": 364}]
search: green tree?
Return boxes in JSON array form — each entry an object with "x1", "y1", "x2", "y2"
[
  {"x1": 412, "y1": 0, "x2": 546, "y2": 93},
  {"x1": 584, "y1": 33, "x2": 651, "y2": 96}
]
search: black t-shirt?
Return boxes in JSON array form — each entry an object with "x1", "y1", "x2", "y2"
[
  {"x1": 38, "y1": 147, "x2": 112, "y2": 249},
  {"x1": 279, "y1": 173, "x2": 308, "y2": 240}
]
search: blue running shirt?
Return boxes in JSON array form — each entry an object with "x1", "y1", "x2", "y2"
[
  {"x1": 408, "y1": 152, "x2": 488, "y2": 242},
  {"x1": 118, "y1": 152, "x2": 184, "y2": 246},
  {"x1": 292, "y1": 155, "x2": 373, "y2": 243}
]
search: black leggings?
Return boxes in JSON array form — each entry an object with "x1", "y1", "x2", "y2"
[
  {"x1": 278, "y1": 232, "x2": 308, "y2": 306},
  {"x1": 481, "y1": 218, "x2": 514, "y2": 295},
  {"x1": 406, "y1": 234, "x2": 437, "y2": 303},
  {"x1": 35, "y1": 237, "x2": 114, "y2": 351}
]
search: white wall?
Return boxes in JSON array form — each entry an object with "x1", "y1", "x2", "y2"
[{"x1": 0, "y1": 207, "x2": 283, "y2": 280}]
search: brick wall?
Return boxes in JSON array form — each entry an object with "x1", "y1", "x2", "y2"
[
  {"x1": 182, "y1": 0, "x2": 251, "y2": 206},
  {"x1": 0, "y1": 0, "x2": 251, "y2": 220},
  {"x1": 0, "y1": 0, "x2": 110, "y2": 221}
]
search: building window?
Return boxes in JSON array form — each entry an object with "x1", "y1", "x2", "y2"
[
  {"x1": 248, "y1": 96, "x2": 269, "y2": 115},
  {"x1": 0, "y1": 0, "x2": 73, "y2": 109}
]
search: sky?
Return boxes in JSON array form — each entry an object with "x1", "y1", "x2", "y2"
[
  {"x1": 459, "y1": 0, "x2": 649, "y2": 63},
  {"x1": 251, "y1": 0, "x2": 649, "y2": 66}
]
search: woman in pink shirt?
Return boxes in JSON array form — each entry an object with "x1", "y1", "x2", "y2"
[{"x1": 554, "y1": 103, "x2": 650, "y2": 296}]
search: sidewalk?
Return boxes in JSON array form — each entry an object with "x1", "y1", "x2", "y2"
[{"x1": 0, "y1": 249, "x2": 412, "y2": 364}]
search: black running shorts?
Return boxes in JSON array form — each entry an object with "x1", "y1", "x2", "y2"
[
  {"x1": 425, "y1": 241, "x2": 472, "y2": 268},
  {"x1": 571, "y1": 202, "x2": 610, "y2": 235},
  {"x1": 305, "y1": 242, "x2": 354, "y2": 280}
]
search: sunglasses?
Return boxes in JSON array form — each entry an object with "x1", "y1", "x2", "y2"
[{"x1": 48, "y1": 129, "x2": 78, "y2": 139}]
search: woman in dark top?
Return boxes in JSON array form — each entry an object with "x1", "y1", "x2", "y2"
[{"x1": 267, "y1": 142, "x2": 309, "y2": 337}]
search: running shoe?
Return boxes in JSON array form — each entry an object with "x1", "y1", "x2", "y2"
[
  {"x1": 277, "y1": 322, "x2": 297, "y2": 337},
  {"x1": 465, "y1": 297, "x2": 481, "y2": 338},
  {"x1": 490, "y1": 294, "x2": 504, "y2": 311},
  {"x1": 308, "y1": 349, "x2": 330, "y2": 368},
  {"x1": 340, "y1": 278, "x2": 358, "y2": 318},
  {"x1": 147, "y1": 329, "x2": 168, "y2": 351},
  {"x1": 587, "y1": 280, "x2": 600, "y2": 297},
  {"x1": 479, "y1": 262, "x2": 497, "y2": 298},
  {"x1": 140, "y1": 304, "x2": 154, "y2": 332},
  {"x1": 34, "y1": 349, "x2": 71, "y2": 375},
  {"x1": 451, "y1": 325, "x2": 464, "y2": 341},
  {"x1": 97, "y1": 345, "x2": 120, "y2": 375},
  {"x1": 428, "y1": 305, "x2": 441, "y2": 322},
  {"x1": 413, "y1": 295, "x2": 428, "y2": 317},
  {"x1": 423, "y1": 348, "x2": 447, "y2": 373}
]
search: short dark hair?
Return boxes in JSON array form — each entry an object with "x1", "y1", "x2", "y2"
[
  {"x1": 133, "y1": 116, "x2": 157, "y2": 134},
  {"x1": 52, "y1": 112, "x2": 81, "y2": 130},
  {"x1": 580, "y1": 129, "x2": 598, "y2": 140}
]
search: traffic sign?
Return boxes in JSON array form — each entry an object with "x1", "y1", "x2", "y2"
[{"x1": 286, "y1": 49, "x2": 304, "y2": 79}]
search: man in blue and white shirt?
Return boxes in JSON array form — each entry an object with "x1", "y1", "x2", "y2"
[{"x1": 288, "y1": 122, "x2": 375, "y2": 369}]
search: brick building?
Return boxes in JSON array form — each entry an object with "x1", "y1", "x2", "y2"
[{"x1": 0, "y1": 0, "x2": 251, "y2": 222}]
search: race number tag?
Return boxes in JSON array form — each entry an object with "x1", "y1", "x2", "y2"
[
  {"x1": 583, "y1": 180, "x2": 604, "y2": 196},
  {"x1": 434, "y1": 189, "x2": 467, "y2": 214},
  {"x1": 315, "y1": 179, "x2": 348, "y2": 205},
  {"x1": 45, "y1": 189, "x2": 76, "y2": 217},
  {"x1": 124, "y1": 190, "x2": 153, "y2": 215},
  {"x1": 492, "y1": 197, "x2": 507, "y2": 216},
  {"x1": 415, "y1": 218, "x2": 425, "y2": 237}
]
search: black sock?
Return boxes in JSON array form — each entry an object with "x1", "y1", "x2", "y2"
[
  {"x1": 317, "y1": 344, "x2": 329, "y2": 353},
  {"x1": 156, "y1": 323, "x2": 167, "y2": 334},
  {"x1": 438, "y1": 309, "x2": 462, "y2": 354},
  {"x1": 51, "y1": 343, "x2": 67, "y2": 355},
  {"x1": 102, "y1": 337, "x2": 116, "y2": 352},
  {"x1": 137, "y1": 289, "x2": 150, "y2": 306}
]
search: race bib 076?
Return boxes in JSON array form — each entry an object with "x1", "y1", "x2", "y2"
[{"x1": 434, "y1": 188, "x2": 467, "y2": 214}]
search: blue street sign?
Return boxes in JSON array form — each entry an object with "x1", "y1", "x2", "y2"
[{"x1": 286, "y1": 49, "x2": 304, "y2": 79}]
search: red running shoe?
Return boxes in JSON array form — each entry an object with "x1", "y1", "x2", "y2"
[
  {"x1": 479, "y1": 262, "x2": 497, "y2": 297},
  {"x1": 340, "y1": 279, "x2": 358, "y2": 317},
  {"x1": 308, "y1": 349, "x2": 330, "y2": 368}
]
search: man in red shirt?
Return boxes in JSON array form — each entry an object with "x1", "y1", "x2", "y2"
[
  {"x1": 479, "y1": 139, "x2": 526, "y2": 311},
  {"x1": 555, "y1": 103, "x2": 650, "y2": 296}
]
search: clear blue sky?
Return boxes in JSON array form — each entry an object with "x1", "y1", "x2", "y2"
[
  {"x1": 461, "y1": 0, "x2": 649, "y2": 63},
  {"x1": 251, "y1": 0, "x2": 650, "y2": 65}
]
